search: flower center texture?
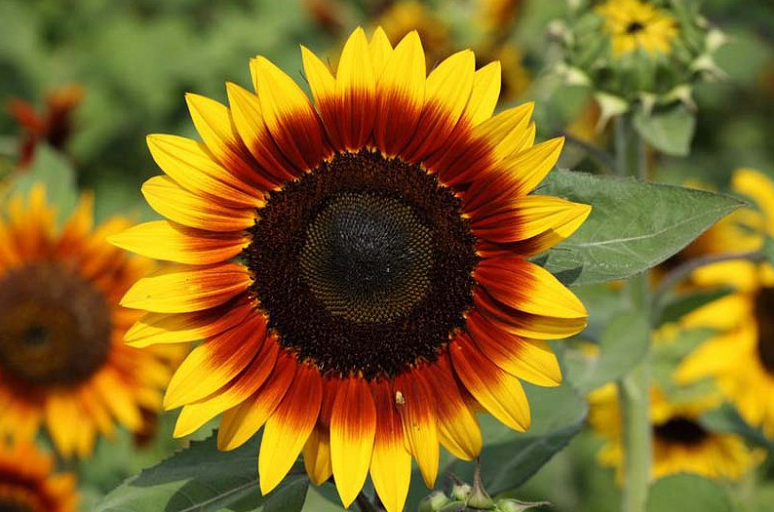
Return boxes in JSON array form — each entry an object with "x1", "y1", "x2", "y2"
[
  {"x1": 0, "y1": 263, "x2": 112, "y2": 386},
  {"x1": 246, "y1": 149, "x2": 478, "y2": 379},
  {"x1": 754, "y1": 287, "x2": 774, "y2": 374},
  {"x1": 653, "y1": 416, "x2": 708, "y2": 446},
  {"x1": 625, "y1": 21, "x2": 646, "y2": 34}
]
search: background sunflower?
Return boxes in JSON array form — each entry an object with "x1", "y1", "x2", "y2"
[
  {"x1": 0, "y1": 185, "x2": 183, "y2": 458},
  {"x1": 0, "y1": 440, "x2": 80, "y2": 512}
]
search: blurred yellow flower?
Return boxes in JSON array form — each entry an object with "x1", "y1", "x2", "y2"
[
  {"x1": 676, "y1": 168, "x2": 774, "y2": 437},
  {"x1": 596, "y1": 0, "x2": 678, "y2": 58},
  {"x1": 0, "y1": 186, "x2": 182, "y2": 458},
  {"x1": 589, "y1": 384, "x2": 762, "y2": 480},
  {"x1": 0, "y1": 440, "x2": 80, "y2": 512}
]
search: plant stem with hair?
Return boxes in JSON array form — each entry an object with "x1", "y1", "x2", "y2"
[{"x1": 615, "y1": 114, "x2": 651, "y2": 512}]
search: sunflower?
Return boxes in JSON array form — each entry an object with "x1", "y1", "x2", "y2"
[
  {"x1": 0, "y1": 185, "x2": 180, "y2": 458},
  {"x1": 112, "y1": 27, "x2": 590, "y2": 512},
  {"x1": 589, "y1": 384, "x2": 762, "y2": 481},
  {"x1": 596, "y1": 0, "x2": 678, "y2": 58},
  {"x1": 676, "y1": 169, "x2": 774, "y2": 436},
  {"x1": 377, "y1": 1, "x2": 451, "y2": 66},
  {"x1": 0, "y1": 440, "x2": 79, "y2": 512}
]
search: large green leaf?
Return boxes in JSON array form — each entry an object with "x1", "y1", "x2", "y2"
[
  {"x1": 646, "y1": 474, "x2": 732, "y2": 512},
  {"x1": 93, "y1": 432, "x2": 309, "y2": 512},
  {"x1": 566, "y1": 310, "x2": 649, "y2": 393},
  {"x1": 535, "y1": 171, "x2": 743, "y2": 286},
  {"x1": 444, "y1": 379, "x2": 587, "y2": 496}
]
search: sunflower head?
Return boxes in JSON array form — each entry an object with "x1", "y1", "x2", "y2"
[
  {"x1": 589, "y1": 384, "x2": 762, "y2": 481},
  {"x1": 675, "y1": 168, "x2": 774, "y2": 437},
  {"x1": 113, "y1": 26, "x2": 590, "y2": 512},
  {"x1": 0, "y1": 185, "x2": 182, "y2": 458},
  {"x1": 549, "y1": 0, "x2": 724, "y2": 107},
  {"x1": 596, "y1": 0, "x2": 678, "y2": 58},
  {"x1": 0, "y1": 440, "x2": 79, "y2": 512}
]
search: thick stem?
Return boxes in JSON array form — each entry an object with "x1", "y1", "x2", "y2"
[{"x1": 615, "y1": 114, "x2": 652, "y2": 512}]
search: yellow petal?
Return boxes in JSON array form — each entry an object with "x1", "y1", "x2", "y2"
[
  {"x1": 109, "y1": 220, "x2": 248, "y2": 265},
  {"x1": 303, "y1": 426, "x2": 333, "y2": 486},
  {"x1": 217, "y1": 352, "x2": 296, "y2": 451},
  {"x1": 142, "y1": 176, "x2": 256, "y2": 232},
  {"x1": 330, "y1": 377, "x2": 377, "y2": 507},
  {"x1": 465, "y1": 61, "x2": 501, "y2": 126},
  {"x1": 369, "y1": 27, "x2": 393, "y2": 77},
  {"x1": 259, "y1": 365, "x2": 322, "y2": 494},
  {"x1": 250, "y1": 56, "x2": 327, "y2": 170},
  {"x1": 121, "y1": 263, "x2": 251, "y2": 313},
  {"x1": 164, "y1": 315, "x2": 266, "y2": 409},
  {"x1": 147, "y1": 134, "x2": 263, "y2": 208}
]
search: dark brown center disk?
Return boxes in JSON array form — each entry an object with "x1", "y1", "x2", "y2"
[
  {"x1": 755, "y1": 287, "x2": 774, "y2": 374},
  {"x1": 246, "y1": 150, "x2": 478, "y2": 379},
  {"x1": 653, "y1": 416, "x2": 708, "y2": 446},
  {"x1": 626, "y1": 21, "x2": 646, "y2": 34},
  {"x1": 0, "y1": 263, "x2": 112, "y2": 387}
]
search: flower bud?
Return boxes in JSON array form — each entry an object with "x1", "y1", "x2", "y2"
[
  {"x1": 419, "y1": 491, "x2": 453, "y2": 512},
  {"x1": 450, "y1": 482, "x2": 473, "y2": 502}
]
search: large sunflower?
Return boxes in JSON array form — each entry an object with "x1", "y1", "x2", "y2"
[
  {"x1": 596, "y1": 0, "x2": 678, "y2": 58},
  {"x1": 589, "y1": 384, "x2": 762, "y2": 481},
  {"x1": 0, "y1": 185, "x2": 180, "y2": 458},
  {"x1": 112, "y1": 27, "x2": 590, "y2": 512},
  {"x1": 0, "y1": 440, "x2": 79, "y2": 512},
  {"x1": 676, "y1": 168, "x2": 774, "y2": 436}
]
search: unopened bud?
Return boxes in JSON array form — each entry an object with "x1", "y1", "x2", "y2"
[
  {"x1": 450, "y1": 482, "x2": 473, "y2": 502},
  {"x1": 419, "y1": 491, "x2": 452, "y2": 512},
  {"x1": 467, "y1": 485, "x2": 495, "y2": 510}
]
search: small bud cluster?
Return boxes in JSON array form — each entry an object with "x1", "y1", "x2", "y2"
[
  {"x1": 418, "y1": 483, "x2": 548, "y2": 512},
  {"x1": 547, "y1": 0, "x2": 725, "y2": 126}
]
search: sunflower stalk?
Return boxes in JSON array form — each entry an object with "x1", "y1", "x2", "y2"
[{"x1": 615, "y1": 114, "x2": 652, "y2": 512}]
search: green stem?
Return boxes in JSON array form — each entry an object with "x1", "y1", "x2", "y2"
[{"x1": 615, "y1": 114, "x2": 652, "y2": 512}]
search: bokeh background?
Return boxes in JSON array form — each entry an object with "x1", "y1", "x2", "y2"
[{"x1": 1, "y1": 0, "x2": 773, "y2": 510}]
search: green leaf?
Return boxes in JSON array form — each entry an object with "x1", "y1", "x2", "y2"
[
  {"x1": 700, "y1": 403, "x2": 774, "y2": 451},
  {"x1": 633, "y1": 104, "x2": 696, "y2": 156},
  {"x1": 535, "y1": 171, "x2": 743, "y2": 286},
  {"x1": 656, "y1": 287, "x2": 733, "y2": 326},
  {"x1": 4, "y1": 144, "x2": 79, "y2": 223},
  {"x1": 567, "y1": 310, "x2": 649, "y2": 393},
  {"x1": 646, "y1": 474, "x2": 732, "y2": 512},
  {"x1": 762, "y1": 235, "x2": 774, "y2": 268},
  {"x1": 445, "y1": 379, "x2": 587, "y2": 496},
  {"x1": 93, "y1": 432, "x2": 309, "y2": 512}
]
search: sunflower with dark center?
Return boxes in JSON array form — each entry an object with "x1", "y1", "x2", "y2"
[
  {"x1": 0, "y1": 185, "x2": 183, "y2": 458},
  {"x1": 0, "y1": 440, "x2": 79, "y2": 512},
  {"x1": 589, "y1": 384, "x2": 762, "y2": 481},
  {"x1": 676, "y1": 168, "x2": 774, "y2": 439},
  {"x1": 596, "y1": 0, "x2": 678, "y2": 58},
  {"x1": 111, "y1": 27, "x2": 591, "y2": 512}
]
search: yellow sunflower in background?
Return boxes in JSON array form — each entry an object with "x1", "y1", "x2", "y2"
[
  {"x1": 589, "y1": 384, "x2": 762, "y2": 480},
  {"x1": 0, "y1": 186, "x2": 180, "y2": 458},
  {"x1": 0, "y1": 440, "x2": 79, "y2": 512},
  {"x1": 377, "y1": 0, "x2": 451, "y2": 66},
  {"x1": 596, "y1": 0, "x2": 678, "y2": 58},
  {"x1": 112, "y1": 27, "x2": 590, "y2": 512},
  {"x1": 676, "y1": 168, "x2": 774, "y2": 436}
]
